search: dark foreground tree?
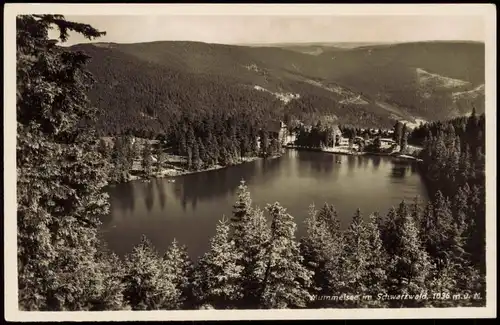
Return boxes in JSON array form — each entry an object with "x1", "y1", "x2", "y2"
[
  {"x1": 300, "y1": 204, "x2": 341, "y2": 308},
  {"x1": 336, "y1": 209, "x2": 371, "y2": 308},
  {"x1": 122, "y1": 236, "x2": 179, "y2": 310},
  {"x1": 229, "y1": 180, "x2": 271, "y2": 308},
  {"x1": 260, "y1": 203, "x2": 313, "y2": 309},
  {"x1": 192, "y1": 217, "x2": 243, "y2": 309},
  {"x1": 163, "y1": 239, "x2": 195, "y2": 309},
  {"x1": 386, "y1": 201, "x2": 432, "y2": 308},
  {"x1": 16, "y1": 14, "x2": 127, "y2": 310}
]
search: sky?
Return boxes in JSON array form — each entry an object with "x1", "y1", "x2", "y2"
[{"x1": 49, "y1": 15, "x2": 485, "y2": 46}]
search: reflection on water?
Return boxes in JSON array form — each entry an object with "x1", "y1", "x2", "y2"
[
  {"x1": 156, "y1": 179, "x2": 167, "y2": 210},
  {"x1": 373, "y1": 156, "x2": 381, "y2": 170},
  {"x1": 144, "y1": 181, "x2": 155, "y2": 212},
  {"x1": 391, "y1": 163, "x2": 408, "y2": 179},
  {"x1": 103, "y1": 150, "x2": 428, "y2": 259}
]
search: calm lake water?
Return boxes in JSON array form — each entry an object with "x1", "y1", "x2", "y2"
[{"x1": 101, "y1": 150, "x2": 428, "y2": 260}]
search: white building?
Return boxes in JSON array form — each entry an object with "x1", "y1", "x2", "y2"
[
  {"x1": 380, "y1": 138, "x2": 397, "y2": 149},
  {"x1": 338, "y1": 137, "x2": 349, "y2": 146}
]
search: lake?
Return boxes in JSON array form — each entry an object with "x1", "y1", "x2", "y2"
[{"x1": 101, "y1": 150, "x2": 429, "y2": 260}]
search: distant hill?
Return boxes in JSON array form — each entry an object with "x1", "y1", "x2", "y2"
[
  {"x1": 72, "y1": 40, "x2": 485, "y2": 136},
  {"x1": 313, "y1": 41, "x2": 485, "y2": 119}
]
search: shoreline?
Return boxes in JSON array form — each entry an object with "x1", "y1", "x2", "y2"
[
  {"x1": 107, "y1": 144, "x2": 423, "y2": 187},
  {"x1": 285, "y1": 145, "x2": 423, "y2": 162},
  {"x1": 110, "y1": 154, "x2": 283, "y2": 185}
]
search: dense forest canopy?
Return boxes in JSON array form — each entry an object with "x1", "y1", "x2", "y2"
[
  {"x1": 16, "y1": 15, "x2": 487, "y2": 311},
  {"x1": 69, "y1": 38, "x2": 484, "y2": 138}
]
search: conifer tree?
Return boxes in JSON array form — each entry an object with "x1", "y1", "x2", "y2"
[
  {"x1": 316, "y1": 203, "x2": 341, "y2": 237},
  {"x1": 157, "y1": 151, "x2": 168, "y2": 173},
  {"x1": 197, "y1": 138, "x2": 208, "y2": 168},
  {"x1": 393, "y1": 121, "x2": 403, "y2": 145},
  {"x1": 386, "y1": 202, "x2": 431, "y2": 307},
  {"x1": 260, "y1": 203, "x2": 313, "y2": 309},
  {"x1": 110, "y1": 137, "x2": 129, "y2": 183},
  {"x1": 88, "y1": 243, "x2": 129, "y2": 310},
  {"x1": 98, "y1": 138, "x2": 110, "y2": 160},
  {"x1": 130, "y1": 137, "x2": 139, "y2": 161},
  {"x1": 228, "y1": 181, "x2": 271, "y2": 308},
  {"x1": 419, "y1": 200, "x2": 436, "y2": 258},
  {"x1": 260, "y1": 131, "x2": 270, "y2": 157},
  {"x1": 238, "y1": 207, "x2": 271, "y2": 308},
  {"x1": 432, "y1": 191, "x2": 454, "y2": 270},
  {"x1": 427, "y1": 263, "x2": 457, "y2": 307},
  {"x1": 122, "y1": 235, "x2": 179, "y2": 310},
  {"x1": 468, "y1": 185, "x2": 485, "y2": 269},
  {"x1": 451, "y1": 185, "x2": 470, "y2": 241},
  {"x1": 163, "y1": 239, "x2": 194, "y2": 309},
  {"x1": 300, "y1": 205, "x2": 339, "y2": 307},
  {"x1": 401, "y1": 123, "x2": 408, "y2": 152},
  {"x1": 380, "y1": 207, "x2": 400, "y2": 256},
  {"x1": 250, "y1": 127, "x2": 260, "y2": 156},
  {"x1": 336, "y1": 209, "x2": 370, "y2": 307},
  {"x1": 206, "y1": 132, "x2": 219, "y2": 165},
  {"x1": 192, "y1": 139, "x2": 202, "y2": 171},
  {"x1": 142, "y1": 142, "x2": 153, "y2": 176},
  {"x1": 410, "y1": 196, "x2": 423, "y2": 227},
  {"x1": 16, "y1": 14, "x2": 125, "y2": 311},
  {"x1": 230, "y1": 179, "x2": 253, "y2": 244},
  {"x1": 124, "y1": 135, "x2": 135, "y2": 171},
  {"x1": 192, "y1": 217, "x2": 243, "y2": 309},
  {"x1": 362, "y1": 213, "x2": 390, "y2": 307}
]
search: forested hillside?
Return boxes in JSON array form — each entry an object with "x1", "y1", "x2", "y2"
[
  {"x1": 73, "y1": 44, "x2": 284, "y2": 137},
  {"x1": 71, "y1": 39, "x2": 485, "y2": 139},
  {"x1": 313, "y1": 41, "x2": 485, "y2": 120}
]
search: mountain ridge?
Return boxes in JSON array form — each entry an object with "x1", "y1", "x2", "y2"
[{"x1": 72, "y1": 40, "x2": 485, "y2": 136}]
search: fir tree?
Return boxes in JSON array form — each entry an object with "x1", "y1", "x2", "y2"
[
  {"x1": 380, "y1": 207, "x2": 400, "y2": 256},
  {"x1": 163, "y1": 239, "x2": 194, "y2": 309},
  {"x1": 393, "y1": 121, "x2": 403, "y2": 145},
  {"x1": 192, "y1": 217, "x2": 243, "y2": 309},
  {"x1": 336, "y1": 209, "x2": 370, "y2": 308},
  {"x1": 110, "y1": 137, "x2": 130, "y2": 183},
  {"x1": 157, "y1": 151, "x2": 168, "y2": 173},
  {"x1": 230, "y1": 179, "x2": 253, "y2": 245},
  {"x1": 300, "y1": 204, "x2": 340, "y2": 308},
  {"x1": 362, "y1": 213, "x2": 390, "y2": 307},
  {"x1": 410, "y1": 196, "x2": 423, "y2": 228},
  {"x1": 16, "y1": 14, "x2": 122, "y2": 311},
  {"x1": 419, "y1": 200, "x2": 436, "y2": 258},
  {"x1": 432, "y1": 191, "x2": 454, "y2": 270},
  {"x1": 427, "y1": 263, "x2": 458, "y2": 307},
  {"x1": 124, "y1": 135, "x2": 135, "y2": 171},
  {"x1": 238, "y1": 207, "x2": 271, "y2": 308},
  {"x1": 316, "y1": 203, "x2": 341, "y2": 237},
  {"x1": 401, "y1": 123, "x2": 408, "y2": 153},
  {"x1": 260, "y1": 130, "x2": 270, "y2": 157},
  {"x1": 122, "y1": 235, "x2": 179, "y2": 310},
  {"x1": 386, "y1": 202, "x2": 431, "y2": 307},
  {"x1": 468, "y1": 185, "x2": 485, "y2": 270},
  {"x1": 229, "y1": 181, "x2": 271, "y2": 308},
  {"x1": 192, "y1": 139, "x2": 202, "y2": 171},
  {"x1": 88, "y1": 243, "x2": 129, "y2": 310},
  {"x1": 451, "y1": 185, "x2": 470, "y2": 242},
  {"x1": 260, "y1": 203, "x2": 313, "y2": 309},
  {"x1": 197, "y1": 138, "x2": 208, "y2": 168},
  {"x1": 98, "y1": 138, "x2": 110, "y2": 160},
  {"x1": 142, "y1": 142, "x2": 153, "y2": 177}
]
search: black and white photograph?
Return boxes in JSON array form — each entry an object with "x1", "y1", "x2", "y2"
[{"x1": 4, "y1": 3, "x2": 496, "y2": 321}]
